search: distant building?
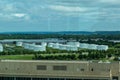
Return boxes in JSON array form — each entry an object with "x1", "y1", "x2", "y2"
[
  {"x1": 33, "y1": 45, "x2": 46, "y2": 52},
  {"x1": 80, "y1": 43, "x2": 109, "y2": 51},
  {"x1": 88, "y1": 44, "x2": 98, "y2": 50},
  {"x1": 52, "y1": 43, "x2": 60, "y2": 49},
  {"x1": 41, "y1": 42, "x2": 47, "y2": 47},
  {"x1": 0, "y1": 60, "x2": 119, "y2": 80},
  {"x1": 80, "y1": 43, "x2": 89, "y2": 49},
  {"x1": 59, "y1": 44, "x2": 67, "y2": 50},
  {"x1": 67, "y1": 42, "x2": 80, "y2": 47},
  {"x1": 97, "y1": 45, "x2": 109, "y2": 51},
  {"x1": 16, "y1": 42, "x2": 23, "y2": 47},
  {"x1": 0, "y1": 44, "x2": 3, "y2": 52},
  {"x1": 22, "y1": 43, "x2": 46, "y2": 52},
  {"x1": 66, "y1": 45, "x2": 78, "y2": 51},
  {"x1": 48, "y1": 43, "x2": 54, "y2": 47},
  {"x1": 47, "y1": 43, "x2": 78, "y2": 51}
]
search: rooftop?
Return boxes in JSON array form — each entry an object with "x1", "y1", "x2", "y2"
[{"x1": 0, "y1": 60, "x2": 89, "y2": 63}]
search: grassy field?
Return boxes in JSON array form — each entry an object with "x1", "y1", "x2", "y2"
[
  {"x1": 0, "y1": 55, "x2": 34, "y2": 60},
  {"x1": 0, "y1": 53, "x2": 78, "y2": 60}
]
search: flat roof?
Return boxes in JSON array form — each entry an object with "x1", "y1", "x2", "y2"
[
  {"x1": 0, "y1": 60, "x2": 89, "y2": 63},
  {"x1": 0, "y1": 60, "x2": 118, "y2": 64}
]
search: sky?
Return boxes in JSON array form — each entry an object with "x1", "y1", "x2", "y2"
[{"x1": 0, "y1": 0, "x2": 120, "y2": 32}]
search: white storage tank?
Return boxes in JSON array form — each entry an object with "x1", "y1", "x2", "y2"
[
  {"x1": 88, "y1": 44, "x2": 98, "y2": 50},
  {"x1": 16, "y1": 42, "x2": 23, "y2": 47},
  {"x1": 0, "y1": 44, "x2": 3, "y2": 52},
  {"x1": 80, "y1": 43, "x2": 89, "y2": 49},
  {"x1": 67, "y1": 42, "x2": 80, "y2": 47},
  {"x1": 97, "y1": 45, "x2": 108, "y2": 51}
]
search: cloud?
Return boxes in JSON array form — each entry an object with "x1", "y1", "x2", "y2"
[
  {"x1": 0, "y1": 13, "x2": 30, "y2": 21},
  {"x1": 2, "y1": 4, "x2": 15, "y2": 12},
  {"x1": 49, "y1": 5, "x2": 87, "y2": 12},
  {"x1": 47, "y1": 4, "x2": 100, "y2": 19},
  {"x1": 0, "y1": 0, "x2": 17, "y2": 12},
  {"x1": 0, "y1": 0, "x2": 31, "y2": 21},
  {"x1": 99, "y1": 0, "x2": 120, "y2": 4},
  {"x1": 13, "y1": 13, "x2": 26, "y2": 18},
  {"x1": 0, "y1": 0, "x2": 120, "y2": 23}
]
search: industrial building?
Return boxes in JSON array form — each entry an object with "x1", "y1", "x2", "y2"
[
  {"x1": 47, "y1": 42, "x2": 109, "y2": 51},
  {"x1": 4, "y1": 40, "x2": 109, "y2": 51},
  {"x1": 0, "y1": 60, "x2": 119, "y2": 80},
  {"x1": 59, "y1": 44, "x2": 68, "y2": 50},
  {"x1": 16, "y1": 42, "x2": 23, "y2": 47},
  {"x1": 52, "y1": 43, "x2": 60, "y2": 49},
  {"x1": 79, "y1": 43, "x2": 89, "y2": 49},
  {"x1": 88, "y1": 44, "x2": 98, "y2": 50},
  {"x1": 66, "y1": 42, "x2": 80, "y2": 47},
  {"x1": 33, "y1": 45, "x2": 46, "y2": 52},
  {"x1": 22, "y1": 43, "x2": 46, "y2": 52},
  {"x1": 41, "y1": 42, "x2": 47, "y2": 47},
  {"x1": 48, "y1": 43, "x2": 54, "y2": 48},
  {"x1": 66, "y1": 45, "x2": 78, "y2": 51},
  {"x1": 80, "y1": 43, "x2": 109, "y2": 51},
  {"x1": 0, "y1": 44, "x2": 3, "y2": 52},
  {"x1": 97, "y1": 45, "x2": 109, "y2": 51},
  {"x1": 47, "y1": 43, "x2": 78, "y2": 51},
  {"x1": 0, "y1": 39, "x2": 67, "y2": 44}
]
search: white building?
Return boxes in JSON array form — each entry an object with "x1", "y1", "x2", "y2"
[
  {"x1": 48, "y1": 43, "x2": 54, "y2": 47},
  {"x1": 28, "y1": 44, "x2": 35, "y2": 50},
  {"x1": 80, "y1": 43, "x2": 109, "y2": 51},
  {"x1": 41, "y1": 42, "x2": 47, "y2": 47},
  {"x1": 47, "y1": 42, "x2": 79, "y2": 51},
  {"x1": 80, "y1": 43, "x2": 89, "y2": 49},
  {"x1": 97, "y1": 45, "x2": 108, "y2": 51},
  {"x1": 0, "y1": 44, "x2": 3, "y2": 52},
  {"x1": 16, "y1": 42, "x2": 23, "y2": 47},
  {"x1": 47, "y1": 42, "x2": 108, "y2": 51},
  {"x1": 88, "y1": 44, "x2": 98, "y2": 50},
  {"x1": 22, "y1": 43, "x2": 29, "y2": 49},
  {"x1": 22, "y1": 43, "x2": 46, "y2": 51},
  {"x1": 67, "y1": 42, "x2": 80, "y2": 47},
  {"x1": 67, "y1": 45, "x2": 78, "y2": 51},
  {"x1": 33, "y1": 45, "x2": 46, "y2": 52},
  {"x1": 59, "y1": 44, "x2": 67, "y2": 50},
  {"x1": 52, "y1": 43, "x2": 60, "y2": 49}
]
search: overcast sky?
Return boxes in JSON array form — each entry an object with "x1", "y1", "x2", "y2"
[{"x1": 0, "y1": 0, "x2": 120, "y2": 32}]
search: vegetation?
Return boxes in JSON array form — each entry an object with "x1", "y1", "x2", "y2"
[
  {"x1": 0, "y1": 34, "x2": 120, "y2": 40},
  {"x1": 0, "y1": 55, "x2": 34, "y2": 60},
  {"x1": 33, "y1": 53, "x2": 106, "y2": 60},
  {"x1": 32, "y1": 49, "x2": 120, "y2": 61},
  {"x1": 0, "y1": 45, "x2": 120, "y2": 61},
  {"x1": 0, "y1": 33, "x2": 120, "y2": 61}
]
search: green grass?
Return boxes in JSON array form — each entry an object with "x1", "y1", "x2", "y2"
[
  {"x1": 0, "y1": 55, "x2": 34, "y2": 60},
  {"x1": 0, "y1": 53, "x2": 78, "y2": 60}
]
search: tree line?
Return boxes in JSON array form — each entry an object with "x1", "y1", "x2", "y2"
[{"x1": 0, "y1": 34, "x2": 120, "y2": 40}]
